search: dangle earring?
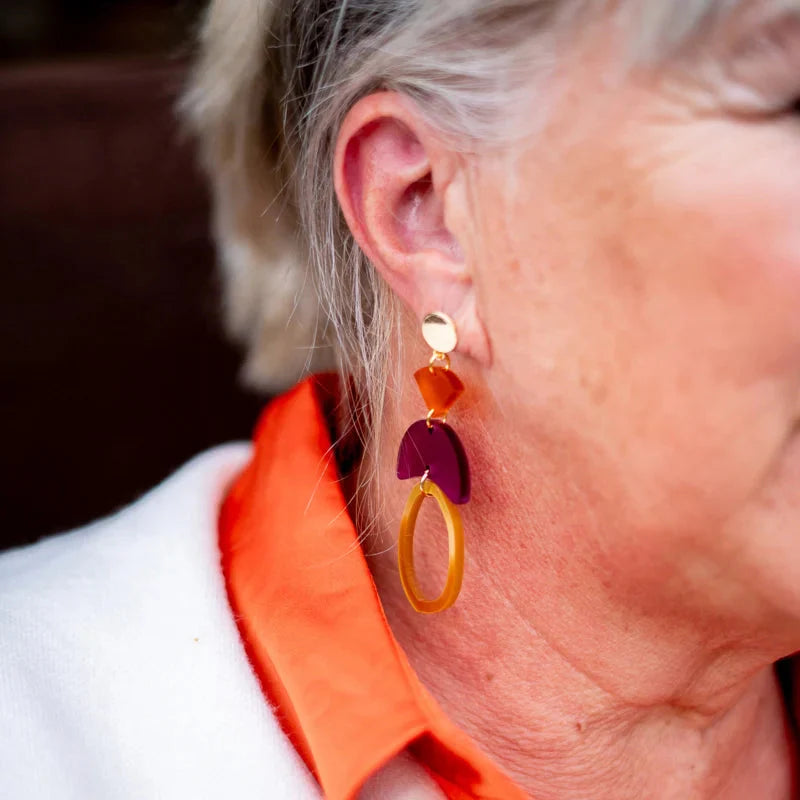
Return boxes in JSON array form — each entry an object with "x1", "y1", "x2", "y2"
[{"x1": 396, "y1": 311, "x2": 471, "y2": 614}]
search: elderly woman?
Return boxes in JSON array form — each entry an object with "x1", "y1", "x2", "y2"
[{"x1": 2, "y1": 0, "x2": 800, "y2": 798}]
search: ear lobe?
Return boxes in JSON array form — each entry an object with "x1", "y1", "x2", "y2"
[{"x1": 333, "y1": 91, "x2": 491, "y2": 367}]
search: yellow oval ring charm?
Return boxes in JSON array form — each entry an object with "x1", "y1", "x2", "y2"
[{"x1": 397, "y1": 477, "x2": 464, "y2": 613}]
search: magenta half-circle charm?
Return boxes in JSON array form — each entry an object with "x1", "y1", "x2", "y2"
[{"x1": 396, "y1": 419, "x2": 471, "y2": 505}]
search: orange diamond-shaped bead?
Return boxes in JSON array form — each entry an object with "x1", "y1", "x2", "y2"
[{"x1": 414, "y1": 366, "x2": 464, "y2": 416}]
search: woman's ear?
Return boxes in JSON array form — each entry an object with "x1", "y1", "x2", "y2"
[{"x1": 333, "y1": 91, "x2": 490, "y2": 366}]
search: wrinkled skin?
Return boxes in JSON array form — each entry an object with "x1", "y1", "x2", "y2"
[{"x1": 334, "y1": 4, "x2": 800, "y2": 798}]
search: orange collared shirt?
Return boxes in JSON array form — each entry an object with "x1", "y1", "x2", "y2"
[{"x1": 218, "y1": 373, "x2": 526, "y2": 800}]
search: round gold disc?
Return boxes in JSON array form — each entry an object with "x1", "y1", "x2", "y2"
[{"x1": 421, "y1": 311, "x2": 457, "y2": 354}]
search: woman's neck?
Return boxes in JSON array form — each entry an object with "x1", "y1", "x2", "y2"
[
  {"x1": 350, "y1": 412, "x2": 798, "y2": 799},
  {"x1": 368, "y1": 539, "x2": 796, "y2": 799}
]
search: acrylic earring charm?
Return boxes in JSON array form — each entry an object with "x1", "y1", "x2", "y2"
[{"x1": 396, "y1": 311, "x2": 471, "y2": 614}]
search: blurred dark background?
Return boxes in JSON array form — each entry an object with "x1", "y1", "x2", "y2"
[{"x1": 1, "y1": 1, "x2": 268, "y2": 550}]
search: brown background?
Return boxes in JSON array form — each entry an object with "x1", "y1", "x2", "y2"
[{"x1": 1, "y1": 2, "x2": 268, "y2": 549}]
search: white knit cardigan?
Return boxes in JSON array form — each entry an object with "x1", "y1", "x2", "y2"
[{"x1": 0, "y1": 445, "x2": 443, "y2": 800}]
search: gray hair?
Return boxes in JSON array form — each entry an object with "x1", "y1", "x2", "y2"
[{"x1": 181, "y1": 0, "x2": 739, "y2": 517}]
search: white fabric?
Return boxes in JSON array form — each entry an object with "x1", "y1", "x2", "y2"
[
  {"x1": 0, "y1": 444, "x2": 321, "y2": 800},
  {"x1": 0, "y1": 444, "x2": 447, "y2": 800}
]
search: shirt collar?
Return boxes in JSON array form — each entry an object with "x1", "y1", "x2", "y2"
[{"x1": 219, "y1": 372, "x2": 525, "y2": 800}]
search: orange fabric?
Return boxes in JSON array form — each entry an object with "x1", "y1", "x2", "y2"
[{"x1": 218, "y1": 373, "x2": 527, "y2": 800}]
